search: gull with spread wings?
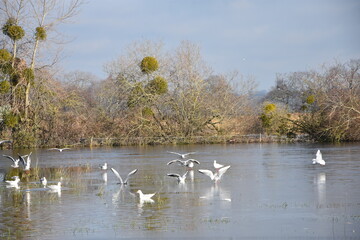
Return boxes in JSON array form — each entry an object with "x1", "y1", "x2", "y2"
[
  {"x1": 198, "y1": 165, "x2": 231, "y2": 182},
  {"x1": 167, "y1": 151, "x2": 197, "y2": 159},
  {"x1": 110, "y1": 168, "x2": 138, "y2": 185}
]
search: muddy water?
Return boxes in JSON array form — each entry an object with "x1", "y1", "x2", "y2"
[{"x1": 0, "y1": 143, "x2": 359, "y2": 239}]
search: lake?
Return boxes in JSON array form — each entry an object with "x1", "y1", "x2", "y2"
[{"x1": 0, "y1": 143, "x2": 360, "y2": 239}]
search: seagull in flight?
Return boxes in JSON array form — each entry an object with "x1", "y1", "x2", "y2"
[
  {"x1": 5, "y1": 176, "x2": 20, "y2": 187},
  {"x1": 19, "y1": 152, "x2": 32, "y2": 170},
  {"x1": 47, "y1": 182, "x2": 61, "y2": 191},
  {"x1": 40, "y1": 177, "x2": 47, "y2": 187},
  {"x1": 3, "y1": 155, "x2": 21, "y2": 168},
  {"x1": 167, "y1": 151, "x2": 197, "y2": 159},
  {"x1": 198, "y1": 165, "x2": 231, "y2": 182},
  {"x1": 136, "y1": 190, "x2": 156, "y2": 202},
  {"x1": 167, "y1": 171, "x2": 188, "y2": 184},
  {"x1": 110, "y1": 168, "x2": 138, "y2": 185},
  {"x1": 48, "y1": 148, "x2": 71, "y2": 152},
  {"x1": 312, "y1": 149, "x2": 326, "y2": 165},
  {"x1": 99, "y1": 163, "x2": 108, "y2": 170},
  {"x1": 167, "y1": 159, "x2": 200, "y2": 169}
]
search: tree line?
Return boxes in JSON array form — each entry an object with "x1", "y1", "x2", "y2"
[{"x1": 0, "y1": 1, "x2": 359, "y2": 147}]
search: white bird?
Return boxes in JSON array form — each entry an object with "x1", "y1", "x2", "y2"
[
  {"x1": 40, "y1": 177, "x2": 47, "y2": 187},
  {"x1": 167, "y1": 159, "x2": 200, "y2": 169},
  {"x1": 110, "y1": 168, "x2": 138, "y2": 185},
  {"x1": 312, "y1": 150, "x2": 326, "y2": 166},
  {"x1": 99, "y1": 163, "x2": 108, "y2": 170},
  {"x1": 5, "y1": 176, "x2": 20, "y2": 187},
  {"x1": 213, "y1": 160, "x2": 224, "y2": 170},
  {"x1": 198, "y1": 165, "x2": 231, "y2": 182},
  {"x1": 47, "y1": 182, "x2": 61, "y2": 191},
  {"x1": 167, "y1": 171, "x2": 188, "y2": 184},
  {"x1": 3, "y1": 155, "x2": 20, "y2": 168},
  {"x1": 19, "y1": 152, "x2": 31, "y2": 171},
  {"x1": 136, "y1": 190, "x2": 156, "y2": 202},
  {"x1": 48, "y1": 148, "x2": 71, "y2": 152},
  {"x1": 167, "y1": 151, "x2": 197, "y2": 159}
]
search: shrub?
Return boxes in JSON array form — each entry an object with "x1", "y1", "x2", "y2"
[
  {"x1": 0, "y1": 81, "x2": 10, "y2": 93},
  {"x1": 140, "y1": 56, "x2": 159, "y2": 74},
  {"x1": 146, "y1": 76, "x2": 168, "y2": 95},
  {"x1": 35, "y1": 27, "x2": 47, "y2": 41}
]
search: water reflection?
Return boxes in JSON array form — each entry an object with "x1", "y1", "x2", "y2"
[
  {"x1": 314, "y1": 172, "x2": 326, "y2": 205},
  {"x1": 200, "y1": 183, "x2": 231, "y2": 202}
]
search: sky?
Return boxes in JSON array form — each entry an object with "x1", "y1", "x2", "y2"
[{"x1": 59, "y1": 0, "x2": 360, "y2": 91}]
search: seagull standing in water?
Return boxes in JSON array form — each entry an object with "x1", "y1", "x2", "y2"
[
  {"x1": 136, "y1": 190, "x2": 156, "y2": 202},
  {"x1": 40, "y1": 177, "x2": 47, "y2": 187},
  {"x1": 47, "y1": 182, "x2": 61, "y2": 191},
  {"x1": 167, "y1": 151, "x2": 197, "y2": 159},
  {"x1": 5, "y1": 176, "x2": 20, "y2": 187},
  {"x1": 167, "y1": 171, "x2": 188, "y2": 184},
  {"x1": 167, "y1": 159, "x2": 200, "y2": 169},
  {"x1": 3, "y1": 155, "x2": 20, "y2": 168},
  {"x1": 99, "y1": 163, "x2": 108, "y2": 170},
  {"x1": 312, "y1": 150, "x2": 326, "y2": 166},
  {"x1": 213, "y1": 160, "x2": 224, "y2": 171},
  {"x1": 110, "y1": 168, "x2": 138, "y2": 185},
  {"x1": 48, "y1": 148, "x2": 71, "y2": 152},
  {"x1": 198, "y1": 165, "x2": 231, "y2": 183},
  {"x1": 19, "y1": 152, "x2": 32, "y2": 171}
]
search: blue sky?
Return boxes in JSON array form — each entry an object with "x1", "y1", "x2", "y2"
[{"x1": 60, "y1": 0, "x2": 360, "y2": 91}]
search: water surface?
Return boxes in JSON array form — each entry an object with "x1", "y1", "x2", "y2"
[{"x1": 0, "y1": 143, "x2": 359, "y2": 239}]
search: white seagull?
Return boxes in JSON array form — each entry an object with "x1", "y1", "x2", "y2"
[
  {"x1": 167, "y1": 159, "x2": 200, "y2": 169},
  {"x1": 19, "y1": 152, "x2": 32, "y2": 171},
  {"x1": 167, "y1": 171, "x2": 188, "y2": 184},
  {"x1": 40, "y1": 177, "x2": 47, "y2": 187},
  {"x1": 99, "y1": 163, "x2": 108, "y2": 170},
  {"x1": 48, "y1": 148, "x2": 71, "y2": 152},
  {"x1": 312, "y1": 150, "x2": 326, "y2": 166},
  {"x1": 136, "y1": 190, "x2": 156, "y2": 202},
  {"x1": 47, "y1": 182, "x2": 61, "y2": 191},
  {"x1": 110, "y1": 168, "x2": 138, "y2": 185},
  {"x1": 5, "y1": 176, "x2": 20, "y2": 187},
  {"x1": 3, "y1": 155, "x2": 20, "y2": 168},
  {"x1": 167, "y1": 151, "x2": 197, "y2": 159},
  {"x1": 213, "y1": 160, "x2": 224, "y2": 170},
  {"x1": 198, "y1": 165, "x2": 231, "y2": 182}
]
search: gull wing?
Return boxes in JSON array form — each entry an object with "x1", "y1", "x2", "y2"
[
  {"x1": 124, "y1": 169, "x2": 138, "y2": 184},
  {"x1": 167, "y1": 151, "x2": 183, "y2": 157},
  {"x1": 48, "y1": 148, "x2": 59, "y2": 151},
  {"x1": 218, "y1": 165, "x2": 231, "y2": 179},
  {"x1": 18, "y1": 154, "x2": 26, "y2": 166},
  {"x1": 183, "y1": 152, "x2": 197, "y2": 156},
  {"x1": 167, "y1": 159, "x2": 182, "y2": 165},
  {"x1": 198, "y1": 169, "x2": 215, "y2": 180},
  {"x1": 316, "y1": 150, "x2": 322, "y2": 162},
  {"x1": 111, "y1": 168, "x2": 123, "y2": 184},
  {"x1": 188, "y1": 159, "x2": 200, "y2": 165},
  {"x1": 182, "y1": 171, "x2": 188, "y2": 179},
  {"x1": 26, "y1": 153, "x2": 32, "y2": 169},
  {"x1": 3, "y1": 155, "x2": 16, "y2": 163},
  {"x1": 167, "y1": 173, "x2": 181, "y2": 179}
]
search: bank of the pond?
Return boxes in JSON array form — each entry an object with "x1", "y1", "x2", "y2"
[{"x1": 79, "y1": 134, "x2": 311, "y2": 147}]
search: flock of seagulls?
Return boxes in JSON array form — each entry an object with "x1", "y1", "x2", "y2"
[{"x1": 1, "y1": 147, "x2": 327, "y2": 202}]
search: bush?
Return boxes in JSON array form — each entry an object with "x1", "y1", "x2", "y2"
[
  {"x1": 0, "y1": 81, "x2": 10, "y2": 93},
  {"x1": 35, "y1": 26, "x2": 47, "y2": 41},
  {"x1": 146, "y1": 76, "x2": 168, "y2": 95},
  {"x1": 0, "y1": 49, "x2": 12, "y2": 62},
  {"x1": 140, "y1": 56, "x2": 159, "y2": 74}
]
